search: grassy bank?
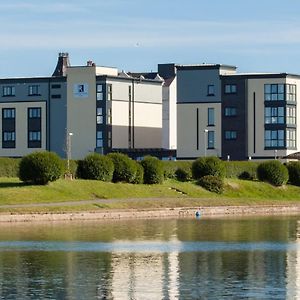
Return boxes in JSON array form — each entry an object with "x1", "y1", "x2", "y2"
[{"x1": 1, "y1": 177, "x2": 300, "y2": 213}]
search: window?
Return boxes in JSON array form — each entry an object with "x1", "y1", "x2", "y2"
[
  {"x1": 3, "y1": 86, "x2": 15, "y2": 97},
  {"x1": 96, "y1": 131, "x2": 103, "y2": 148},
  {"x1": 51, "y1": 84, "x2": 61, "y2": 89},
  {"x1": 286, "y1": 106, "x2": 296, "y2": 125},
  {"x1": 287, "y1": 129, "x2": 296, "y2": 148},
  {"x1": 207, "y1": 85, "x2": 215, "y2": 96},
  {"x1": 97, "y1": 107, "x2": 103, "y2": 124},
  {"x1": 3, "y1": 131, "x2": 15, "y2": 141},
  {"x1": 265, "y1": 130, "x2": 284, "y2": 147},
  {"x1": 3, "y1": 108, "x2": 15, "y2": 119},
  {"x1": 107, "y1": 84, "x2": 112, "y2": 101},
  {"x1": 107, "y1": 108, "x2": 112, "y2": 124},
  {"x1": 207, "y1": 108, "x2": 215, "y2": 126},
  {"x1": 264, "y1": 107, "x2": 284, "y2": 124},
  {"x1": 286, "y1": 84, "x2": 296, "y2": 101},
  {"x1": 108, "y1": 131, "x2": 112, "y2": 148},
  {"x1": 207, "y1": 131, "x2": 215, "y2": 149},
  {"x1": 224, "y1": 107, "x2": 237, "y2": 116},
  {"x1": 28, "y1": 108, "x2": 41, "y2": 118},
  {"x1": 225, "y1": 131, "x2": 237, "y2": 140},
  {"x1": 264, "y1": 84, "x2": 284, "y2": 101},
  {"x1": 28, "y1": 85, "x2": 40, "y2": 96},
  {"x1": 51, "y1": 94, "x2": 61, "y2": 99},
  {"x1": 29, "y1": 131, "x2": 41, "y2": 141},
  {"x1": 97, "y1": 84, "x2": 103, "y2": 101},
  {"x1": 224, "y1": 84, "x2": 237, "y2": 94}
]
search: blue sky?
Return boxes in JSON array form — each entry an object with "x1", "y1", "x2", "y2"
[{"x1": 1, "y1": 0, "x2": 300, "y2": 77}]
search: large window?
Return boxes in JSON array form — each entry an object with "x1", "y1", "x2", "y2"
[
  {"x1": 3, "y1": 108, "x2": 15, "y2": 119},
  {"x1": 265, "y1": 130, "x2": 284, "y2": 147},
  {"x1": 28, "y1": 85, "x2": 40, "y2": 96},
  {"x1": 96, "y1": 131, "x2": 103, "y2": 148},
  {"x1": 96, "y1": 107, "x2": 103, "y2": 124},
  {"x1": 207, "y1": 131, "x2": 215, "y2": 149},
  {"x1": 224, "y1": 84, "x2": 237, "y2": 94},
  {"x1": 286, "y1": 106, "x2": 296, "y2": 125},
  {"x1": 287, "y1": 129, "x2": 296, "y2": 148},
  {"x1": 28, "y1": 108, "x2": 41, "y2": 118},
  {"x1": 3, "y1": 131, "x2": 15, "y2": 142},
  {"x1": 264, "y1": 107, "x2": 284, "y2": 124},
  {"x1": 286, "y1": 84, "x2": 296, "y2": 101},
  {"x1": 97, "y1": 84, "x2": 103, "y2": 101},
  {"x1": 207, "y1": 108, "x2": 215, "y2": 126},
  {"x1": 264, "y1": 84, "x2": 284, "y2": 101},
  {"x1": 224, "y1": 107, "x2": 237, "y2": 116},
  {"x1": 29, "y1": 131, "x2": 41, "y2": 141},
  {"x1": 3, "y1": 86, "x2": 15, "y2": 97},
  {"x1": 225, "y1": 131, "x2": 237, "y2": 140}
]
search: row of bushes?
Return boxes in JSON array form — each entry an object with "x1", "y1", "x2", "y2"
[{"x1": 4, "y1": 151, "x2": 300, "y2": 190}]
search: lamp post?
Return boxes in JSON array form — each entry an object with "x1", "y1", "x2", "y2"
[
  {"x1": 204, "y1": 129, "x2": 208, "y2": 157},
  {"x1": 274, "y1": 149, "x2": 278, "y2": 160},
  {"x1": 67, "y1": 132, "x2": 73, "y2": 176}
]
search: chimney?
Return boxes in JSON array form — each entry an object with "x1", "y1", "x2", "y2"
[{"x1": 52, "y1": 52, "x2": 70, "y2": 77}]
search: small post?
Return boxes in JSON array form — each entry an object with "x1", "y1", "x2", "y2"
[{"x1": 204, "y1": 129, "x2": 208, "y2": 157}]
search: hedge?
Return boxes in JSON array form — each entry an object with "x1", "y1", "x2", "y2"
[
  {"x1": 76, "y1": 154, "x2": 114, "y2": 182},
  {"x1": 192, "y1": 156, "x2": 225, "y2": 180},
  {"x1": 287, "y1": 161, "x2": 300, "y2": 186},
  {"x1": 19, "y1": 151, "x2": 63, "y2": 185},
  {"x1": 141, "y1": 156, "x2": 164, "y2": 184},
  {"x1": 257, "y1": 160, "x2": 288, "y2": 186},
  {"x1": 0, "y1": 158, "x2": 20, "y2": 177},
  {"x1": 197, "y1": 175, "x2": 224, "y2": 194},
  {"x1": 224, "y1": 161, "x2": 259, "y2": 180}
]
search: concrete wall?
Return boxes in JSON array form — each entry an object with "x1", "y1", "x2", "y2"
[
  {"x1": 177, "y1": 68, "x2": 221, "y2": 103},
  {"x1": 67, "y1": 67, "x2": 97, "y2": 159},
  {"x1": 177, "y1": 103, "x2": 221, "y2": 159},
  {"x1": 162, "y1": 78, "x2": 177, "y2": 150}
]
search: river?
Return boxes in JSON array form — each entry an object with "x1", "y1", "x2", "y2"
[{"x1": 0, "y1": 215, "x2": 299, "y2": 299}]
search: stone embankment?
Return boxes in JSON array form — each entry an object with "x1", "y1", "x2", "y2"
[{"x1": 1, "y1": 205, "x2": 300, "y2": 223}]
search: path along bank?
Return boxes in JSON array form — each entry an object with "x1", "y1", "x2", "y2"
[{"x1": 1, "y1": 205, "x2": 300, "y2": 223}]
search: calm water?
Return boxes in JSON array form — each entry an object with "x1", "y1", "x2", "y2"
[{"x1": 0, "y1": 216, "x2": 300, "y2": 299}]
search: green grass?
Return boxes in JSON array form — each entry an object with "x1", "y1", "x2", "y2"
[{"x1": 0, "y1": 177, "x2": 300, "y2": 213}]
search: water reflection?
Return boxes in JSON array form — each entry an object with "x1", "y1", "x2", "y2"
[{"x1": 0, "y1": 216, "x2": 298, "y2": 299}]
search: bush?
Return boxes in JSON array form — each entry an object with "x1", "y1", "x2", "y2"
[
  {"x1": 224, "y1": 161, "x2": 259, "y2": 180},
  {"x1": 19, "y1": 151, "x2": 63, "y2": 185},
  {"x1": 287, "y1": 161, "x2": 300, "y2": 186},
  {"x1": 77, "y1": 154, "x2": 114, "y2": 181},
  {"x1": 0, "y1": 158, "x2": 20, "y2": 177},
  {"x1": 192, "y1": 156, "x2": 225, "y2": 180},
  {"x1": 197, "y1": 175, "x2": 224, "y2": 194},
  {"x1": 175, "y1": 166, "x2": 192, "y2": 182},
  {"x1": 141, "y1": 156, "x2": 164, "y2": 184},
  {"x1": 107, "y1": 153, "x2": 137, "y2": 183},
  {"x1": 132, "y1": 162, "x2": 144, "y2": 184},
  {"x1": 162, "y1": 160, "x2": 193, "y2": 179},
  {"x1": 257, "y1": 160, "x2": 288, "y2": 186}
]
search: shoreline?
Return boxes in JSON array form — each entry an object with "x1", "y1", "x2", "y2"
[{"x1": 1, "y1": 204, "x2": 300, "y2": 223}]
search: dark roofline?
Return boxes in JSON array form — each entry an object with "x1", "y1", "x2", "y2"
[
  {"x1": 176, "y1": 64, "x2": 237, "y2": 71},
  {"x1": 220, "y1": 73, "x2": 300, "y2": 80},
  {"x1": 0, "y1": 76, "x2": 67, "y2": 84}
]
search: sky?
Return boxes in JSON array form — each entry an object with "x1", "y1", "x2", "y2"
[{"x1": 1, "y1": 0, "x2": 300, "y2": 77}]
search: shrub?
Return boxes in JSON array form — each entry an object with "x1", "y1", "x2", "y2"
[
  {"x1": 257, "y1": 160, "x2": 288, "y2": 186},
  {"x1": 141, "y1": 156, "x2": 164, "y2": 184},
  {"x1": 192, "y1": 156, "x2": 225, "y2": 180},
  {"x1": 0, "y1": 158, "x2": 20, "y2": 177},
  {"x1": 175, "y1": 166, "x2": 192, "y2": 182},
  {"x1": 132, "y1": 162, "x2": 144, "y2": 184},
  {"x1": 107, "y1": 153, "x2": 137, "y2": 183},
  {"x1": 197, "y1": 175, "x2": 224, "y2": 194},
  {"x1": 77, "y1": 154, "x2": 114, "y2": 181},
  {"x1": 287, "y1": 161, "x2": 300, "y2": 186},
  {"x1": 224, "y1": 161, "x2": 259, "y2": 180},
  {"x1": 19, "y1": 151, "x2": 63, "y2": 185},
  {"x1": 162, "y1": 160, "x2": 193, "y2": 179}
]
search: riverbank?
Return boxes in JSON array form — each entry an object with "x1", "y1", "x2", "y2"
[{"x1": 1, "y1": 204, "x2": 300, "y2": 223}]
